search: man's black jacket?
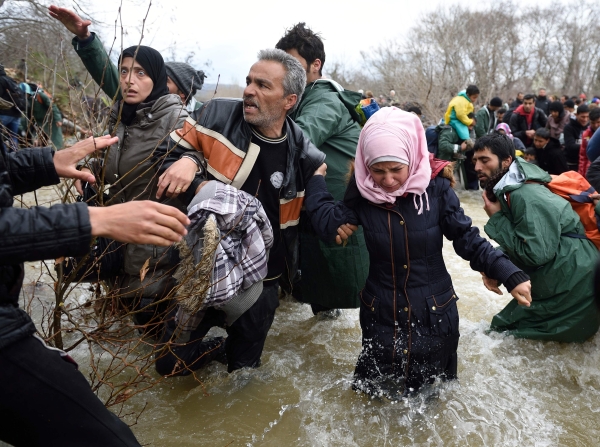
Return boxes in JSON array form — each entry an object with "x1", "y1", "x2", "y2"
[
  {"x1": 563, "y1": 118, "x2": 588, "y2": 165},
  {"x1": 0, "y1": 148, "x2": 91, "y2": 349}
]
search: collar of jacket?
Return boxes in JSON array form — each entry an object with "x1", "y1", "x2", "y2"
[
  {"x1": 110, "y1": 94, "x2": 184, "y2": 127},
  {"x1": 188, "y1": 99, "x2": 325, "y2": 201}
]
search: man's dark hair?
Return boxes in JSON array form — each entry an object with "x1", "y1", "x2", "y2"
[
  {"x1": 565, "y1": 99, "x2": 575, "y2": 108},
  {"x1": 497, "y1": 107, "x2": 507, "y2": 114},
  {"x1": 275, "y1": 22, "x2": 325, "y2": 75},
  {"x1": 535, "y1": 128, "x2": 550, "y2": 139},
  {"x1": 589, "y1": 107, "x2": 600, "y2": 121},
  {"x1": 407, "y1": 106, "x2": 422, "y2": 116},
  {"x1": 523, "y1": 94, "x2": 536, "y2": 102},
  {"x1": 490, "y1": 97, "x2": 503, "y2": 107},
  {"x1": 466, "y1": 85, "x2": 480, "y2": 96},
  {"x1": 577, "y1": 104, "x2": 590, "y2": 114},
  {"x1": 473, "y1": 133, "x2": 515, "y2": 161},
  {"x1": 576, "y1": 98, "x2": 582, "y2": 105}
]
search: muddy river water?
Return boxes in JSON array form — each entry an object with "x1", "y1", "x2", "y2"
[{"x1": 20, "y1": 187, "x2": 600, "y2": 446}]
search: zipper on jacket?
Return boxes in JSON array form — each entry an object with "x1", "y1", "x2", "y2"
[{"x1": 372, "y1": 202, "x2": 412, "y2": 389}]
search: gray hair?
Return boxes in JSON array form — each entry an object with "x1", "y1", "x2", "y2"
[{"x1": 257, "y1": 48, "x2": 306, "y2": 114}]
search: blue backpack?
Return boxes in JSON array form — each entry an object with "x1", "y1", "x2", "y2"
[{"x1": 425, "y1": 125, "x2": 439, "y2": 156}]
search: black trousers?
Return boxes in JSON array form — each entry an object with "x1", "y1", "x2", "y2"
[
  {"x1": 155, "y1": 283, "x2": 280, "y2": 375},
  {"x1": 0, "y1": 335, "x2": 141, "y2": 447}
]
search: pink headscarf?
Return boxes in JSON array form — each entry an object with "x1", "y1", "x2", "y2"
[
  {"x1": 495, "y1": 122, "x2": 514, "y2": 139},
  {"x1": 355, "y1": 107, "x2": 432, "y2": 213}
]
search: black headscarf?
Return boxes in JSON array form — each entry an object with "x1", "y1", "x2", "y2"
[
  {"x1": 118, "y1": 45, "x2": 169, "y2": 126},
  {"x1": 549, "y1": 101, "x2": 565, "y2": 120}
]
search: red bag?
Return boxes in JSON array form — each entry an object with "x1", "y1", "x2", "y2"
[{"x1": 546, "y1": 171, "x2": 600, "y2": 250}]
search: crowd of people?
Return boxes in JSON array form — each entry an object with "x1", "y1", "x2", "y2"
[{"x1": 1, "y1": 8, "x2": 600, "y2": 446}]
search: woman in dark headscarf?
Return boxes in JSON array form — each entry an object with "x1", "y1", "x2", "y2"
[
  {"x1": 546, "y1": 100, "x2": 570, "y2": 140},
  {"x1": 78, "y1": 45, "x2": 201, "y2": 330}
]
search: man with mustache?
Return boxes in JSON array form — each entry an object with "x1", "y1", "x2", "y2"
[
  {"x1": 472, "y1": 133, "x2": 600, "y2": 342},
  {"x1": 154, "y1": 49, "x2": 330, "y2": 374}
]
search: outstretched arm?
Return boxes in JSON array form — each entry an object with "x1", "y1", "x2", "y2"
[
  {"x1": 439, "y1": 182, "x2": 527, "y2": 287},
  {"x1": 49, "y1": 5, "x2": 121, "y2": 99},
  {"x1": 48, "y1": 5, "x2": 91, "y2": 39},
  {"x1": 5, "y1": 135, "x2": 117, "y2": 195}
]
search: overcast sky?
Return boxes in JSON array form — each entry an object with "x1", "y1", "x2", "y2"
[{"x1": 71, "y1": 0, "x2": 568, "y2": 86}]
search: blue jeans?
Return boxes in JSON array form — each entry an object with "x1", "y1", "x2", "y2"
[{"x1": 0, "y1": 114, "x2": 20, "y2": 157}]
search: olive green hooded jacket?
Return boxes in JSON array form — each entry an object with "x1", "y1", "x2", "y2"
[
  {"x1": 485, "y1": 158, "x2": 600, "y2": 342},
  {"x1": 291, "y1": 79, "x2": 369, "y2": 309}
]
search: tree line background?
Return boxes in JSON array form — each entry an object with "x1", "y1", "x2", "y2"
[
  {"x1": 3, "y1": 0, "x2": 600, "y2": 124},
  {"x1": 328, "y1": 1, "x2": 600, "y2": 123}
]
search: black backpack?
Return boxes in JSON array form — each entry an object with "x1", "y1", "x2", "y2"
[{"x1": 0, "y1": 76, "x2": 27, "y2": 112}]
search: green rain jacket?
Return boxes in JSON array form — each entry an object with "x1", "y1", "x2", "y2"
[
  {"x1": 474, "y1": 106, "x2": 495, "y2": 139},
  {"x1": 292, "y1": 79, "x2": 369, "y2": 309},
  {"x1": 26, "y1": 88, "x2": 63, "y2": 149},
  {"x1": 436, "y1": 124, "x2": 469, "y2": 188},
  {"x1": 484, "y1": 157, "x2": 600, "y2": 342},
  {"x1": 72, "y1": 33, "x2": 121, "y2": 101}
]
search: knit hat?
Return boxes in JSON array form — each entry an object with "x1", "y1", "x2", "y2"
[
  {"x1": 165, "y1": 62, "x2": 206, "y2": 100},
  {"x1": 490, "y1": 97, "x2": 502, "y2": 107}
]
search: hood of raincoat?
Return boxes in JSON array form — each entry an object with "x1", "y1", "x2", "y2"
[{"x1": 493, "y1": 157, "x2": 552, "y2": 197}]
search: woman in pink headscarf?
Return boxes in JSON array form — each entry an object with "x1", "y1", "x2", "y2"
[
  {"x1": 306, "y1": 107, "x2": 531, "y2": 398},
  {"x1": 496, "y1": 122, "x2": 526, "y2": 150}
]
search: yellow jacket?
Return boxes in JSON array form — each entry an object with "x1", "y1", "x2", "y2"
[{"x1": 444, "y1": 91, "x2": 473, "y2": 126}]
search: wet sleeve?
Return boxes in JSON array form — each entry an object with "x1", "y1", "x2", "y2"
[
  {"x1": 484, "y1": 186, "x2": 563, "y2": 267},
  {"x1": 439, "y1": 181, "x2": 522, "y2": 283},
  {"x1": 305, "y1": 175, "x2": 359, "y2": 243}
]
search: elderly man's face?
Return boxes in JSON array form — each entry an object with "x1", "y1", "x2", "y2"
[{"x1": 243, "y1": 60, "x2": 294, "y2": 133}]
